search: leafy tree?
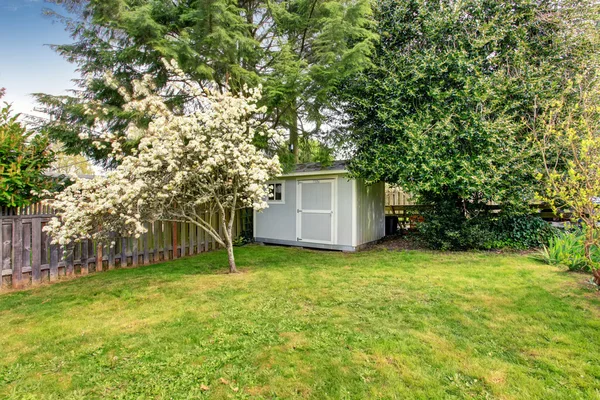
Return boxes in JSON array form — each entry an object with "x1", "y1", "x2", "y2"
[
  {"x1": 338, "y1": 0, "x2": 599, "y2": 248},
  {"x1": 36, "y1": 0, "x2": 376, "y2": 166},
  {"x1": 0, "y1": 90, "x2": 55, "y2": 208},
  {"x1": 45, "y1": 63, "x2": 282, "y2": 273},
  {"x1": 535, "y1": 70, "x2": 600, "y2": 283}
]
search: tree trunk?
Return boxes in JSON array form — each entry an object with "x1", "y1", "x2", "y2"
[
  {"x1": 226, "y1": 238, "x2": 237, "y2": 273},
  {"x1": 289, "y1": 107, "x2": 299, "y2": 163}
]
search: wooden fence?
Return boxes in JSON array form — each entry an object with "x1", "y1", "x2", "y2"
[
  {"x1": 0, "y1": 209, "x2": 252, "y2": 289},
  {"x1": 385, "y1": 203, "x2": 567, "y2": 230},
  {"x1": 385, "y1": 186, "x2": 414, "y2": 207}
]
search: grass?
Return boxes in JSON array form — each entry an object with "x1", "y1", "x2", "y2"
[{"x1": 0, "y1": 245, "x2": 599, "y2": 399}]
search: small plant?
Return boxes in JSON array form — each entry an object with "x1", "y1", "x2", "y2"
[
  {"x1": 539, "y1": 228, "x2": 600, "y2": 273},
  {"x1": 232, "y1": 229, "x2": 253, "y2": 247}
]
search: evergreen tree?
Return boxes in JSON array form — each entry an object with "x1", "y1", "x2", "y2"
[{"x1": 35, "y1": 0, "x2": 376, "y2": 166}]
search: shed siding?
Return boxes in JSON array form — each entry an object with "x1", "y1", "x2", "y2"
[
  {"x1": 356, "y1": 180, "x2": 385, "y2": 245},
  {"x1": 254, "y1": 174, "x2": 384, "y2": 251},
  {"x1": 254, "y1": 179, "x2": 297, "y2": 241},
  {"x1": 336, "y1": 177, "x2": 353, "y2": 247}
]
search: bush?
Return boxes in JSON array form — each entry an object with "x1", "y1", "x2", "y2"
[
  {"x1": 495, "y1": 214, "x2": 557, "y2": 249},
  {"x1": 539, "y1": 228, "x2": 600, "y2": 272},
  {"x1": 418, "y1": 200, "x2": 556, "y2": 250},
  {"x1": 0, "y1": 98, "x2": 54, "y2": 207}
]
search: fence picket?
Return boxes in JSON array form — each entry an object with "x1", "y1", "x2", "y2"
[
  {"x1": 143, "y1": 225, "x2": 150, "y2": 265},
  {"x1": 1, "y1": 221, "x2": 9, "y2": 271},
  {"x1": 66, "y1": 244, "x2": 74, "y2": 276},
  {"x1": 32, "y1": 218, "x2": 42, "y2": 284},
  {"x1": 170, "y1": 222, "x2": 176, "y2": 259},
  {"x1": 189, "y1": 222, "x2": 195, "y2": 256},
  {"x1": 108, "y1": 235, "x2": 115, "y2": 270},
  {"x1": 1, "y1": 209, "x2": 248, "y2": 289},
  {"x1": 154, "y1": 221, "x2": 161, "y2": 262},
  {"x1": 81, "y1": 240, "x2": 89, "y2": 275},
  {"x1": 132, "y1": 237, "x2": 138, "y2": 267},
  {"x1": 49, "y1": 243, "x2": 59, "y2": 281},
  {"x1": 164, "y1": 221, "x2": 171, "y2": 260},
  {"x1": 121, "y1": 237, "x2": 127, "y2": 267},
  {"x1": 96, "y1": 242, "x2": 103, "y2": 272},
  {"x1": 204, "y1": 211, "x2": 209, "y2": 251},
  {"x1": 196, "y1": 222, "x2": 202, "y2": 254},
  {"x1": 12, "y1": 218, "x2": 23, "y2": 288},
  {"x1": 182, "y1": 222, "x2": 186, "y2": 256},
  {"x1": 23, "y1": 221, "x2": 31, "y2": 268}
]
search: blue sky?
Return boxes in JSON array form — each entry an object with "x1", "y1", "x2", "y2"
[{"x1": 0, "y1": 0, "x2": 77, "y2": 116}]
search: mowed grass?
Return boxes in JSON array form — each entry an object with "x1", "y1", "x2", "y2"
[{"x1": 1, "y1": 245, "x2": 599, "y2": 399}]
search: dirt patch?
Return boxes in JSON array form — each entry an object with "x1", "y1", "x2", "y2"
[
  {"x1": 365, "y1": 232, "x2": 429, "y2": 251},
  {"x1": 365, "y1": 232, "x2": 543, "y2": 256}
]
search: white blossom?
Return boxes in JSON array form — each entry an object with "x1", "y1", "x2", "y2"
[{"x1": 44, "y1": 60, "x2": 282, "y2": 272}]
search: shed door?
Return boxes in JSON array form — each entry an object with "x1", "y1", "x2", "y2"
[{"x1": 297, "y1": 179, "x2": 335, "y2": 244}]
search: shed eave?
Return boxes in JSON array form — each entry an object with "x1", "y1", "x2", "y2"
[{"x1": 279, "y1": 169, "x2": 348, "y2": 178}]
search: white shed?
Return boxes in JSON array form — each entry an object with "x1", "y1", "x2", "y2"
[{"x1": 254, "y1": 161, "x2": 385, "y2": 251}]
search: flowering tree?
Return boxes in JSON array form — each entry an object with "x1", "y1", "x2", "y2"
[{"x1": 45, "y1": 61, "x2": 282, "y2": 273}]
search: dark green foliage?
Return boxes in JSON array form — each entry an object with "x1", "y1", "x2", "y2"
[
  {"x1": 37, "y1": 0, "x2": 376, "y2": 165},
  {"x1": 0, "y1": 98, "x2": 55, "y2": 208},
  {"x1": 339, "y1": 0, "x2": 599, "y2": 248},
  {"x1": 495, "y1": 213, "x2": 557, "y2": 249},
  {"x1": 418, "y1": 198, "x2": 556, "y2": 250}
]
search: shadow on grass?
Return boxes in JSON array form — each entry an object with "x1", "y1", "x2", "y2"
[{"x1": 0, "y1": 245, "x2": 342, "y2": 311}]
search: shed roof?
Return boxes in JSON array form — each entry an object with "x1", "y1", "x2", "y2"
[{"x1": 281, "y1": 160, "x2": 348, "y2": 177}]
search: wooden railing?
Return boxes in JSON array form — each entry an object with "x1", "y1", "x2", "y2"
[
  {"x1": 0, "y1": 209, "x2": 252, "y2": 289},
  {"x1": 385, "y1": 203, "x2": 568, "y2": 230},
  {"x1": 385, "y1": 186, "x2": 414, "y2": 206}
]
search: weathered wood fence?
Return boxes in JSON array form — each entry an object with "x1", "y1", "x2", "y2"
[
  {"x1": 385, "y1": 186, "x2": 414, "y2": 207},
  {"x1": 0, "y1": 208, "x2": 252, "y2": 289},
  {"x1": 385, "y1": 203, "x2": 567, "y2": 230}
]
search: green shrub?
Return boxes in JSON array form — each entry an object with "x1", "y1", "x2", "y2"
[
  {"x1": 418, "y1": 199, "x2": 556, "y2": 250},
  {"x1": 495, "y1": 214, "x2": 557, "y2": 249},
  {"x1": 539, "y1": 228, "x2": 600, "y2": 272}
]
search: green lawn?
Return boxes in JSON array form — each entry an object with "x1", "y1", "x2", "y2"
[{"x1": 1, "y1": 245, "x2": 599, "y2": 399}]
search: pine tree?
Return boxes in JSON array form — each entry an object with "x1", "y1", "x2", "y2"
[{"x1": 35, "y1": 0, "x2": 376, "y2": 165}]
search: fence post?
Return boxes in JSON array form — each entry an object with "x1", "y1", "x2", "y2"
[
  {"x1": 12, "y1": 217, "x2": 23, "y2": 288},
  {"x1": 31, "y1": 217, "x2": 42, "y2": 284}
]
